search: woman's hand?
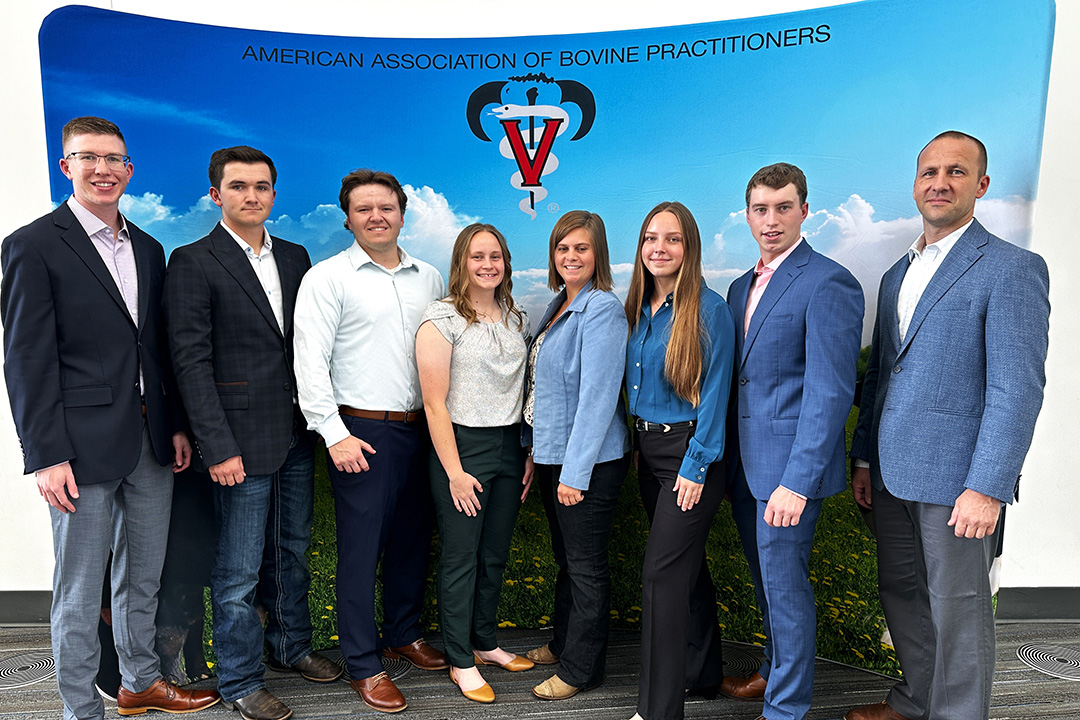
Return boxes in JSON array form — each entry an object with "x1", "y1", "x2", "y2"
[
  {"x1": 674, "y1": 475, "x2": 703, "y2": 511},
  {"x1": 557, "y1": 482, "x2": 584, "y2": 506},
  {"x1": 521, "y1": 455, "x2": 534, "y2": 502},
  {"x1": 450, "y1": 471, "x2": 484, "y2": 516}
]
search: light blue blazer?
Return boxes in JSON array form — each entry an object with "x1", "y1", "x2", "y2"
[
  {"x1": 522, "y1": 280, "x2": 630, "y2": 491},
  {"x1": 727, "y1": 240, "x2": 864, "y2": 500},
  {"x1": 851, "y1": 219, "x2": 1049, "y2": 505}
]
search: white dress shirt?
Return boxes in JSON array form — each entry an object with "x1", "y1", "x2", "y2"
[
  {"x1": 293, "y1": 242, "x2": 445, "y2": 447},
  {"x1": 896, "y1": 219, "x2": 973, "y2": 342},
  {"x1": 220, "y1": 221, "x2": 285, "y2": 335}
]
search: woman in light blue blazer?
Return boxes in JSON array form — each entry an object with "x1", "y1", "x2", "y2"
[{"x1": 521, "y1": 210, "x2": 631, "y2": 700}]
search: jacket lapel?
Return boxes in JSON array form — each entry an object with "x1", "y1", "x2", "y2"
[
  {"x1": 741, "y1": 240, "x2": 811, "y2": 366},
  {"x1": 209, "y1": 225, "x2": 284, "y2": 339},
  {"x1": 898, "y1": 221, "x2": 987, "y2": 356},
  {"x1": 880, "y1": 257, "x2": 906, "y2": 354},
  {"x1": 131, "y1": 227, "x2": 152, "y2": 338},
  {"x1": 729, "y1": 270, "x2": 752, "y2": 363},
  {"x1": 276, "y1": 240, "x2": 302, "y2": 338},
  {"x1": 55, "y1": 204, "x2": 136, "y2": 329}
]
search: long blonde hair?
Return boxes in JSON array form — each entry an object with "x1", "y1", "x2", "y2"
[
  {"x1": 447, "y1": 223, "x2": 524, "y2": 329},
  {"x1": 624, "y1": 202, "x2": 707, "y2": 407}
]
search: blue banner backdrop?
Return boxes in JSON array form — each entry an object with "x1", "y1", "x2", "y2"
[{"x1": 39, "y1": 0, "x2": 1053, "y2": 337}]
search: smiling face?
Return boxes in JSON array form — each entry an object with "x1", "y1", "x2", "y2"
[
  {"x1": 59, "y1": 132, "x2": 132, "y2": 217},
  {"x1": 345, "y1": 183, "x2": 404, "y2": 257},
  {"x1": 746, "y1": 182, "x2": 808, "y2": 264},
  {"x1": 466, "y1": 231, "x2": 504, "y2": 293},
  {"x1": 210, "y1": 161, "x2": 275, "y2": 234},
  {"x1": 913, "y1": 135, "x2": 990, "y2": 242},
  {"x1": 641, "y1": 211, "x2": 685, "y2": 285},
  {"x1": 554, "y1": 227, "x2": 596, "y2": 292}
]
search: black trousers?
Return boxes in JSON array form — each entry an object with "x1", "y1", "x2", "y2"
[
  {"x1": 636, "y1": 426, "x2": 726, "y2": 720},
  {"x1": 327, "y1": 415, "x2": 434, "y2": 679},
  {"x1": 535, "y1": 454, "x2": 630, "y2": 689}
]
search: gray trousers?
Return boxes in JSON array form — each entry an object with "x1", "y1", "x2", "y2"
[
  {"x1": 872, "y1": 484, "x2": 997, "y2": 720},
  {"x1": 50, "y1": 423, "x2": 173, "y2": 720}
]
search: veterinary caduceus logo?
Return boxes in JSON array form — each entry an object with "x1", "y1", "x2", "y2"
[{"x1": 467, "y1": 72, "x2": 596, "y2": 219}]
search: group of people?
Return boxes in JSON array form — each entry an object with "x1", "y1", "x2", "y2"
[{"x1": 0, "y1": 115, "x2": 1049, "y2": 720}]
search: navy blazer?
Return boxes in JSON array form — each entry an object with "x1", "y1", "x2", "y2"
[
  {"x1": 851, "y1": 219, "x2": 1049, "y2": 505},
  {"x1": 1, "y1": 201, "x2": 183, "y2": 481},
  {"x1": 727, "y1": 240, "x2": 864, "y2": 500},
  {"x1": 164, "y1": 224, "x2": 311, "y2": 475}
]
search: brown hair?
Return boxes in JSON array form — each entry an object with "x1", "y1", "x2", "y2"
[
  {"x1": 546, "y1": 210, "x2": 614, "y2": 292},
  {"x1": 208, "y1": 146, "x2": 277, "y2": 189},
  {"x1": 624, "y1": 202, "x2": 707, "y2": 406},
  {"x1": 338, "y1": 169, "x2": 408, "y2": 228},
  {"x1": 920, "y1": 130, "x2": 988, "y2": 177},
  {"x1": 446, "y1": 223, "x2": 525, "y2": 330},
  {"x1": 745, "y1": 162, "x2": 808, "y2": 206},
  {"x1": 61, "y1": 116, "x2": 125, "y2": 152}
]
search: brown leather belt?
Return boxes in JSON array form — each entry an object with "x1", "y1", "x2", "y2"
[{"x1": 339, "y1": 405, "x2": 423, "y2": 423}]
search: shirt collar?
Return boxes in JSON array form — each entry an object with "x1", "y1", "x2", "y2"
[
  {"x1": 908, "y1": 218, "x2": 973, "y2": 262},
  {"x1": 219, "y1": 220, "x2": 272, "y2": 256},
  {"x1": 67, "y1": 195, "x2": 129, "y2": 241},
  {"x1": 755, "y1": 237, "x2": 803, "y2": 275},
  {"x1": 347, "y1": 241, "x2": 417, "y2": 272}
]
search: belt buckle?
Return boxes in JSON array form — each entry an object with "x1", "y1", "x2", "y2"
[{"x1": 660, "y1": 423, "x2": 672, "y2": 433}]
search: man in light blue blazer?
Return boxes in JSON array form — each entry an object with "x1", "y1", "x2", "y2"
[
  {"x1": 724, "y1": 163, "x2": 864, "y2": 720},
  {"x1": 844, "y1": 133, "x2": 1049, "y2": 720}
]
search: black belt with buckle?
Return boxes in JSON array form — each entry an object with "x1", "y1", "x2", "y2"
[{"x1": 633, "y1": 418, "x2": 695, "y2": 434}]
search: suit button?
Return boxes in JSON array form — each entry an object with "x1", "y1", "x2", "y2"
[
  {"x1": 283, "y1": 382, "x2": 292, "y2": 391},
  {"x1": 893, "y1": 366, "x2": 902, "y2": 374},
  {"x1": 739, "y1": 377, "x2": 748, "y2": 385}
]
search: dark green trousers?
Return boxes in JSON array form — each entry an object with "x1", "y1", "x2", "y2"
[{"x1": 430, "y1": 423, "x2": 525, "y2": 667}]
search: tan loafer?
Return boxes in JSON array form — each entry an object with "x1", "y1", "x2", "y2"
[
  {"x1": 532, "y1": 673, "x2": 581, "y2": 700},
  {"x1": 523, "y1": 642, "x2": 560, "y2": 665}
]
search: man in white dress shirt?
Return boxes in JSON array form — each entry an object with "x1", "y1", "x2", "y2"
[{"x1": 294, "y1": 169, "x2": 447, "y2": 714}]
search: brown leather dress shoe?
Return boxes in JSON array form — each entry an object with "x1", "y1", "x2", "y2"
[
  {"x1": 267, "y1": 652, "x2": 343, "y2": 682},
  {"x1": 844, "y1": 700, "x2": 914, "y2": 720},
  {"x1": 224, "y1": 688, "x2": 292, "y2": 720},
  {"x1": 719, "y1": 671, "x2": 767, "y2": 701},
  {"x1": 351, "y1": 672, "x2": 407, "y2": 713},
  {"x1": 116, "y1": 678, "x2": 220, "y2": 715},
  {"x1": 382, "y1": 638, "x2": 449, "y2": 670}
]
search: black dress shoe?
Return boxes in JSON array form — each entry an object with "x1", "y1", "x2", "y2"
[{"x1": 225, "y1": 688, "x2": 292, "y2": 720}]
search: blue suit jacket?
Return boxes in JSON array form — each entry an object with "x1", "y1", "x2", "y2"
[
  {"x1": 1, "y1": 201, "x2": 183, "y2": 482},
  {"x1": 850, "y1": 219, "x2": 1049, "y2": 505},
  {"x1": 727, "y1": 240, "x2": 863, "y2": 500}
]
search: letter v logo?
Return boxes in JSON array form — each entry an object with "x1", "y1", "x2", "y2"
[{"x1": 499, "y1": 118, "x2": 564, "y2": 188}]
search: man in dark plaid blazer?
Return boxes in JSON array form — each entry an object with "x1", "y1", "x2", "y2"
[{"x1": 164, "y1": 146, "x2": 341, "y2": 720}]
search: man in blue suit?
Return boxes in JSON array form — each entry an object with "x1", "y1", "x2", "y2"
[
  {"x1": 724, "y1": 163, "x2": 864, "y2": 720},
  {"x1": 844, "y1": 133, "x2": 1049, "y2": 720}
]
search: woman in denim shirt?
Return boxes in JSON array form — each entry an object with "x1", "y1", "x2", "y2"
[
  {"x1": 521, "y1": 210, "x2": 631, "y2": 700},
  {"x1": 624, "y1": 202, "x2": 736, "y2": 720}
]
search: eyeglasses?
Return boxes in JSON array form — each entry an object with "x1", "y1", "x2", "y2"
[{"x1": 65, "y1": 152, "x2": 130, "y2": 169}]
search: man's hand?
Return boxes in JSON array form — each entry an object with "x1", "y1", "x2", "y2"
[
  {"x1": 328, "y1": 435, "x2": 376, "y2": 473},
  {"x1": 852, "y1": 466, "x2": 873, "y2": 510},
  {"x1": 521, "y1": 455, "x2": 534, "y2": 502},
  {"x1": 36, "y1": 462, "x2": 78, "y2": 513},
  {"x1": 674, "y1": 476, "x2": 703, "y2": 511},
  {"x1": 449, "y1": 471, "x2": 484, "y2": 516},
  {"x1": 764, "y1": 485, "x2": 807, "y2": 527},
  {"x1": 948, "y1": 488, "x2": 1002, "y2": 539},
  {"x1": 171, "y1": 432, "x2": 192, "y2": 473},
  {"x1": 557, "y1": 482, "x2": 584, "y2": 506},
  {"x1": 209, "y1": 456, "x2": 245, "y2": 486}
]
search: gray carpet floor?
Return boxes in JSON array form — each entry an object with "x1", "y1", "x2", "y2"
[{"x1": 0, "y1": 622, "x2": 1077, "y2": 719}]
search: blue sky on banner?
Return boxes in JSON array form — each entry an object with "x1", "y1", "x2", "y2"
[{"x1": 39, "y1": 0, "x2": 1053, "y2": 338}]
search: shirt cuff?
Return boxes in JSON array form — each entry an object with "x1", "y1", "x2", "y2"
[
  {"x1": 853, "y1": 459, "x2": 870, "y2": 469},
  {"x1": 780, "y1": 485, "x2": 807, "y2": 500},
  {"x1": 679, "y1": 456, "x2": 709, "y2": 484},
  {"x1": 317, "y1": 415, "x2": 351, "y2": 448}
]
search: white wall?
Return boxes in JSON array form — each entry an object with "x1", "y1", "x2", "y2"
[{"x1": 0, "y1": 0, "x2": 1075, "y2": 592}]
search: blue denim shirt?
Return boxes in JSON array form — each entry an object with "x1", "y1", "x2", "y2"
[
  {"x1": 626, "y1": 285, "x2": 736, "y2": 483},
  {"x1": 522, "y1": 281, "x2": 630, "y2": 490}
]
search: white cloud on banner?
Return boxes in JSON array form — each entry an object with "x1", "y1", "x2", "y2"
[{"x1": 120, "y1": 189, "x2": 1035, "y2": 343}]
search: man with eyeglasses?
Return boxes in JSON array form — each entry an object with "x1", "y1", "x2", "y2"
[{"x1": 1, "y1": 116, "x2": 220, "y2": 720}]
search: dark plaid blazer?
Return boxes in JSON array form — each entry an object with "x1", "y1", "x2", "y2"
[{"x1": 164, "y1": 223, "x2": 311, "y2": 475}]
